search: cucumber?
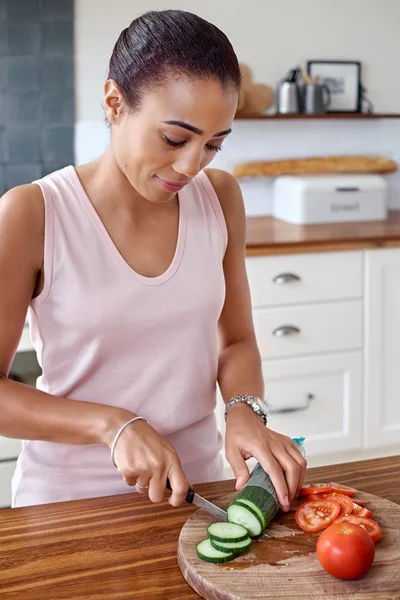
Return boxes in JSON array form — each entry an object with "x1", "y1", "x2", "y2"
[
  {"x1": 207, "y1": 522, "x2": 248, "y2": 543},
  {"x1": 227, "y1": 502, "x2": 263, "y2": 537},
  {"x1": 227, "y1": 464, "x2": 281, "y2": 536},
  {"x1": 196, "y1": 538, "x2": 235, "y2": 563},
  {"x1": 210, "y1": 536, "x2": 252, "y2": 554},
  {"x1": 233, "y1": 498, "x2": 267, "y2": 529}
]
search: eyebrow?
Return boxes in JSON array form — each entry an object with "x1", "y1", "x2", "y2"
[{"x1": 161, "y1": 120, "x2": 232, "y2": 138}]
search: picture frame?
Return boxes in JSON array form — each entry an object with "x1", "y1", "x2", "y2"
[{"x1": 306, "y1": 60, "x2": 362, "y2": 113}]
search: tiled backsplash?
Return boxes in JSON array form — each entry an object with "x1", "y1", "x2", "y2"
[{"x1": 0, "y1": 0, "x2": 74, "y2": 196}]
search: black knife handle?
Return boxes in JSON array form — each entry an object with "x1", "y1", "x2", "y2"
[{"x1": 166, "y1": 478, "x2": 195, "y2": 503}]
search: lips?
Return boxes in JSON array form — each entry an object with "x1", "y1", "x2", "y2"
[{"x1": 157, "y1": 177, "x2": 188, "y2": 192}]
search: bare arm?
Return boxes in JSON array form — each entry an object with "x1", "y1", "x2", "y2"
[
  {"x1": 0, "y1": 185, "x2": 127, "y2": 445},
  {"x1": 206, "y1": 169, "x2": 307, "y2": 508},
  {"x1": 205, "y1": 170, "x2": 264, "y2": 403},
  {"x1": 0, "y1": 186, "x2": 188, "y2": 505}
]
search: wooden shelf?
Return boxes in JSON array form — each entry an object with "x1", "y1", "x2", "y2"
[{"x1": 235, "y1": 113, "x2": 400, "y2": 120}]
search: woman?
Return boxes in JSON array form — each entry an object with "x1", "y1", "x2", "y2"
[{"x1": 0, "y1": 10, "x2": 306, "y2": 509}]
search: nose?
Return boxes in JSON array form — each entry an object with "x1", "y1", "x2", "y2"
[{"x1": 172, "y1": 147, "x2": 203, "y2": 179}]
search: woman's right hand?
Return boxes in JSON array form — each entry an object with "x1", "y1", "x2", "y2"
[{"x1": 105, "y1": 413, "x2": 190, "y2": 507}]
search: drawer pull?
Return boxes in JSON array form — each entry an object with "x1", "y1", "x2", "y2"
[
  {"x1": 272, "y1": 325, "x2": 301, "y2": 337},
  {"x1": 273, "y1": 273, "x2": 301, "y2": 285},
  {"x1": 270, "y1": 393, "x2": 314, "y2": 414}
]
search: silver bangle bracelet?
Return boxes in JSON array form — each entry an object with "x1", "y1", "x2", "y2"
[{"x1": 110, "y1": 416, "x2": 147, "y2": 467}]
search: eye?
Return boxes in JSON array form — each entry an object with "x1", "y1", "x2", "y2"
[
  {"x1": 163, "y1": 135, "x2": 185, "y2": 148},
  {"x1": 206, "y1": 143, "x2": 223, "y2": 153}
]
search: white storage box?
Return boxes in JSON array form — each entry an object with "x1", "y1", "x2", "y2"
[{"x1": 273, "y1": 174, "x2": 388, "y2": 224}]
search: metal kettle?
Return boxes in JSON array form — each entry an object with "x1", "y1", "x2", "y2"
[{"x1": 276, "y1": 67, "x2": 303, "y2": 114}]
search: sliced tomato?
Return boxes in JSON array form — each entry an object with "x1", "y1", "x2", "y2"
[
  {"x1": 335, "y1": 515, "x2": 382, "y2": 543},
  {"x1": 299, "y1": 483, "x2": 335, "y2": 496},
  {"x1": 352, "y1": 502, "x2": 373, "y2": 518},
  {"x1": 327, "y1": 482, "x2": 358, "y2": 497},
  {"x1": 317, "y1": 492, "x2": 354, "y2": 516},
  {"x1": 299, "y1": 482, "x2": 357, "y2": 497},
  {"x1": 295, "y1": 499, "x2": 341, "y2": 533}
]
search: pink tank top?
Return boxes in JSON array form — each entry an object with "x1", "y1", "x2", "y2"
[{"x1": 12, "y1": 166, "x2": 227, "y2": 507}]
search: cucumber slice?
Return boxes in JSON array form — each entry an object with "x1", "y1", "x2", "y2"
[
  {"x1": 207, "y1": 522, "x2": 249, "y2": 543},
  {"x1": 210, "y1": 536, "x2": 252, "y2": 554},
  {"x1": 227, "y1": 503, "x2": 263, "y2": 537},
  {"x1": 230, "y1": 500, "x2": 264, "y2": 530},
  {"x1": 196, "y1": 538, "x2": 235, "y2": 563},
  {"x1": 233, "y1": 498, "x2": 267, "y2": 529}
]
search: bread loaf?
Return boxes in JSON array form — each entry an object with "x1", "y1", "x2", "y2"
[{"x1": 233, "y1": 156, "x2": 398, "y2": 178}]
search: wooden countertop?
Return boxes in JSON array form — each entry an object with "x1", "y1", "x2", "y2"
[
  {"x1": 245, "y1": 210, "x2": 400, "y2": 255},
  {"x1": 0, "y1": 455, "x2": 398, "y2": 599}
]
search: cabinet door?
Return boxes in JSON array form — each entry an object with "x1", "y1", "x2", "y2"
[
  {"x1": 364, "y1": 248, "x2": 400, "y2": 448},
  {"x1": 264, "y1": 352, "x2": 363, "y2": 456},
  {"x1": 215, "y1": 353, "x2": 362, "y2": 459}
]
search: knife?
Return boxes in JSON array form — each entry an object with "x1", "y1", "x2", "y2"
[{"x1": 166, "y1": 479, "x2": 271, "y2": 539}]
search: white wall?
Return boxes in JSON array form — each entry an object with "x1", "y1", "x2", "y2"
[{"x1": 74, "y1": 0, "x2": 400, "y2": 211}]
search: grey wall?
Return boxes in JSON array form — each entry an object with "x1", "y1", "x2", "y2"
[{"x1": 0, "y1": 0, "x2": 74, "y2": 195}]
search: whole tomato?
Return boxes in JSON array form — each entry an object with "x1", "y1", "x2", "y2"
[{"x1": 316, "y1": 521, "x2": 375, "y2": 580}]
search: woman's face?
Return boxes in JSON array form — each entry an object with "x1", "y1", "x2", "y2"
[{"x1": 104, "y1": 76, "x2": 238, "y2": 203}]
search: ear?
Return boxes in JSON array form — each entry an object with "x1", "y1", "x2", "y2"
[{"x1": 103, "y1": 79, "x2": 124, "y2": 124}]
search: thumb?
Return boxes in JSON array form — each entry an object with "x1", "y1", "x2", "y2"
[{"x1": 226, "y1": 445, "x2": 250, "y2": 491}]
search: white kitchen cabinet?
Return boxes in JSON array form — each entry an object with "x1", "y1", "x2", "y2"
[
  {"x1": 246, "y1": 251, "x2": 363, "y2": 308},
  {"x1": 213, "y1": 247, "x2": 398, "y2": 466},
  {"x1": 264, "y1": 352, "x2": 363, "y2": 456},
  {"x1": 364, "y1": 248, "x2": 400, "y2": 449},
  {"x1": 253, "y1": 301, "x2": 362, "y2": 360}
]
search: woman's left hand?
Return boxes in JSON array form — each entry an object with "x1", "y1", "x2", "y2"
[{"x1": 224, "y1": 403, "x2": 307, "y2": 512}]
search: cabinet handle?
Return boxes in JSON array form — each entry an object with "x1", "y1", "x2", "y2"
[
  {"x1": 269, "y1": 393, "x2": 315, "y2": 414},
  {"x1": 272, "y1": 325, "x2": 301, "y2": 337},
  {"x1": 273, "y1": 273, "x2": 301, "y2": 285}
]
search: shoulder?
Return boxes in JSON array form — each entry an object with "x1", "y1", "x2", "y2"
[
  {"x1": 0, "y1": 184, "x2": 45, "y2": 266},
  {"x1": 1, "y1": 184, "x2": 44, "y2": 225},
  {"x1": 203, "y1": 168, "x2": 245, "y2": 239}
]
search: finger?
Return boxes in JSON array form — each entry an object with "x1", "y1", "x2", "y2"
[
  {"x1": 257, "y1": 452, "x2": 290, "y2": 511},
  {"x1": 119, "y1": 466, "x2": 141, "y2": 488},
  {"x1": 287, "y1": 446, "x2": 307, "y2": 493},
  {"x1": 167, "y1": 462, "x2": 190, "y2": 507},
  {"x1": 226, "y1": 445, "x2": 250, "y2": 491},
  {"x1": 147, "y1": 470, "x2": 166, "y2": 504},
  {"x1": 134, "y1": 471, "x2": 151, "y2": 494},
  {"x1": 279, "y1": 452, "x2": 302, "y2": 504}
]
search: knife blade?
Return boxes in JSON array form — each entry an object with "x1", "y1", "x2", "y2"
[{"x1": 166, "y1": 479, "x2": 271, "y2": 539}]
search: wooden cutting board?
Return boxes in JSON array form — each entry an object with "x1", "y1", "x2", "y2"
[{"x1": 178, "y1": 491, "x2": 400, "y2": 600}]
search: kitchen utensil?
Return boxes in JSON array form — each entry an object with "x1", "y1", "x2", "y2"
[
  {"x1": 166, "y1": 480, "x2": 271, "y2": 540},
  {"x1": 178, "y1": 490, "x2": 400, "y2": 600},
  {"x1": 276, "y1": 66, "x2": 303, "y2": 114},
  {"x1": 304, "y1": 82, "x2": 331, "y2": 114}
]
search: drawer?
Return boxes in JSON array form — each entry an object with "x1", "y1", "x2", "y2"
[
  {"x1": 0, "y1": 436, "x2": 21, "y2": 461},
  {"x1": 254, "y1": 300, "x2": 362, "y2": 360},
  {"x1": 0, "y1": 461, "x2": 16, "y2": 508},
  {"x1": 263, "y1": 352, "x2": 362, "y2": 456},
  {"x1": 246, "y1": 251, "x2": 363, "y2": 308}
]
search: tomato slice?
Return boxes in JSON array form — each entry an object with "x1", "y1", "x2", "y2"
[
  {"x1": 299, "y1": 483, "x2": 335, "y2": 496},
  {"x1": 335, "y1": 515, "x2": 382, "y2": 543},
  {"x1": 327, "y1": 482, "x2": 358, "y2": 497},
  {"x1": 352, "y1": 502, "x2": 373, "y2": 518},
  {"x1": 299, "y1": 482, "x2": 357, "y2": 497},
  {"x1": 318, "y1": 492, "x2": 354, "y2": 516},
  {"x1": 295, "y1": 499, "x2": 341, "y2": 532}
]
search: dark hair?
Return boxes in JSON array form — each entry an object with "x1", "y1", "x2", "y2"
[{"x1": 108, "y1": 10, "x2": 241, "y2": 110}]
